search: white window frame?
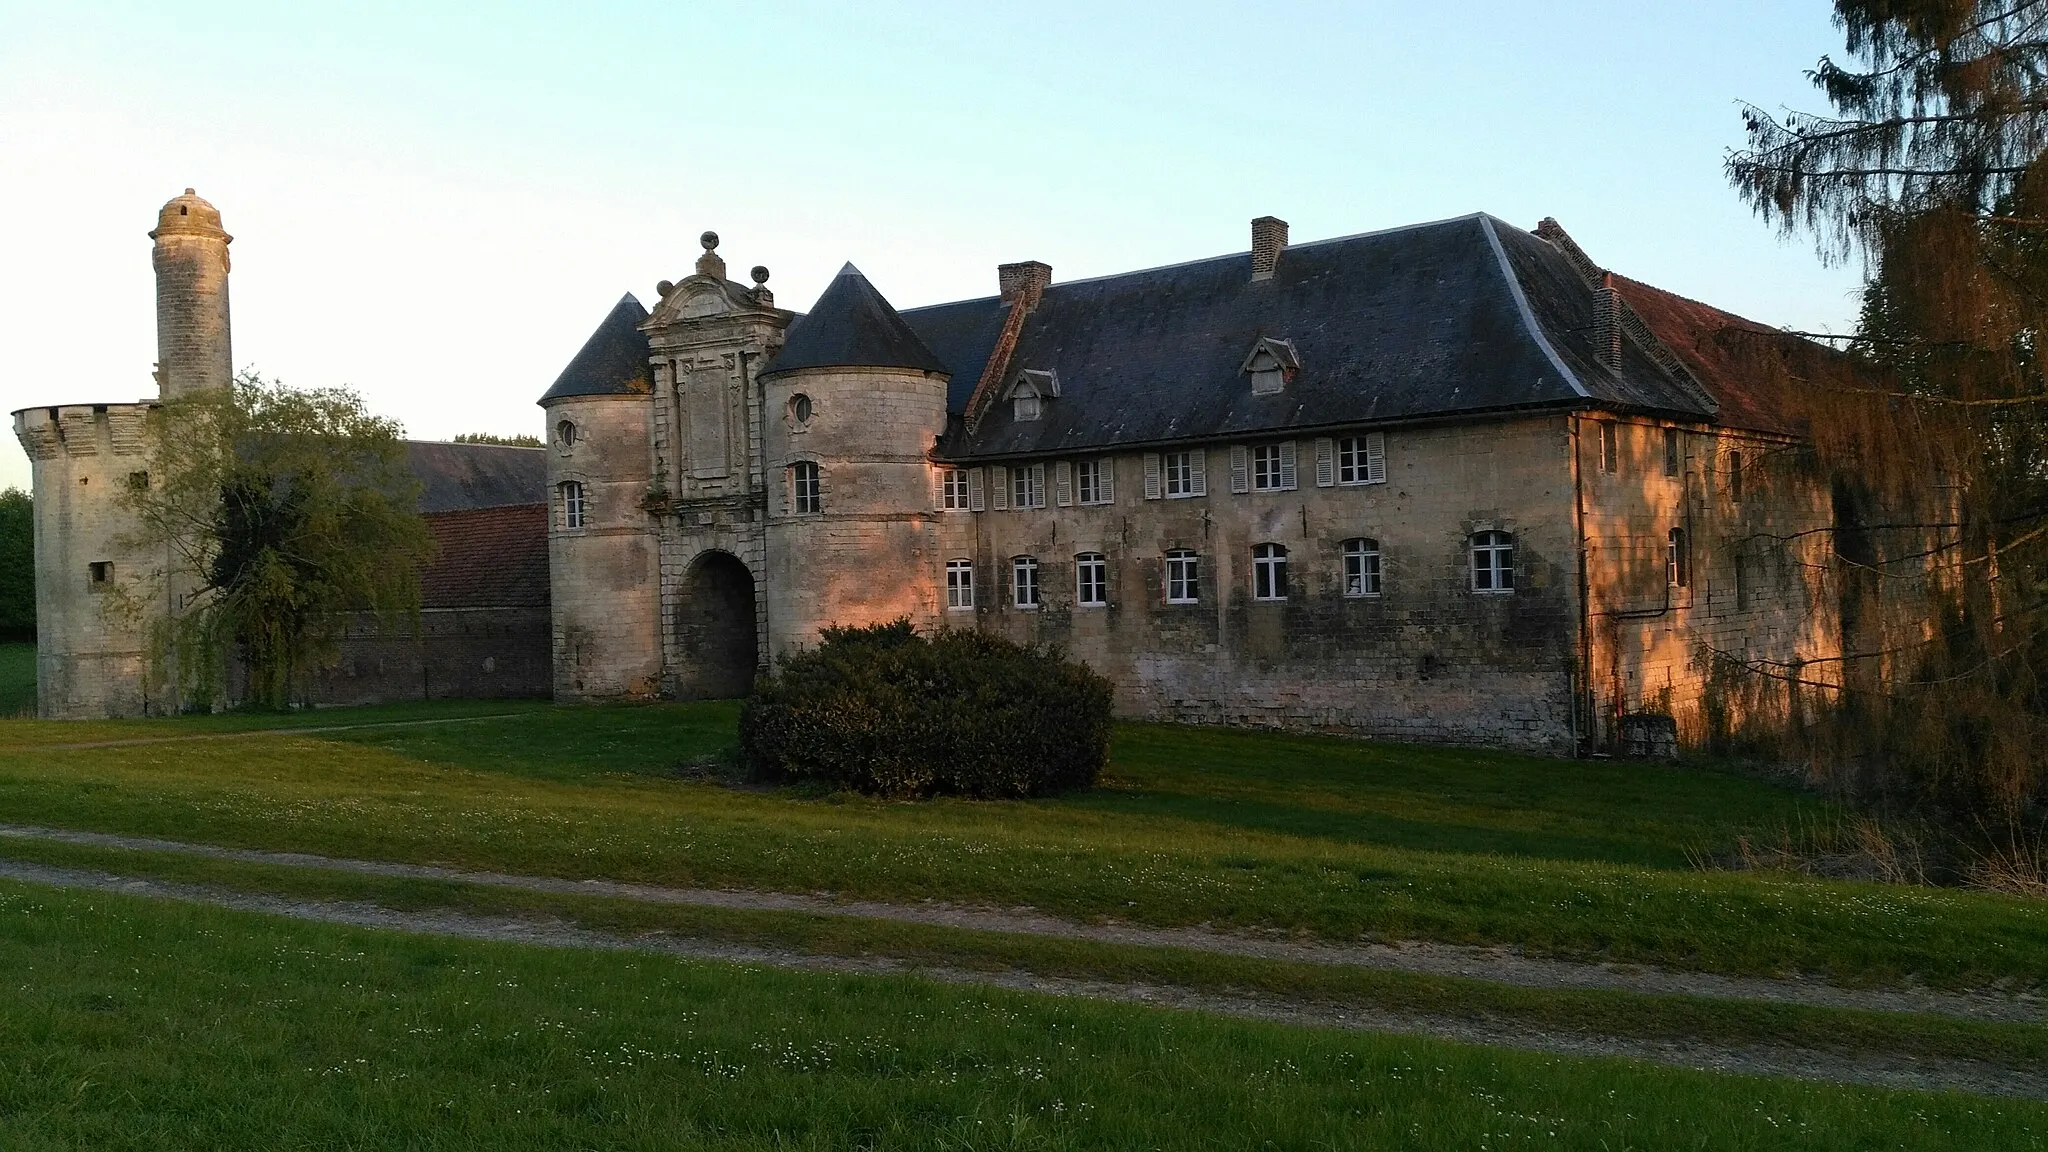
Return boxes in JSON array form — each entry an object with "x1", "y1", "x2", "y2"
[
  {"x1": 1076, "y1": 457, "x2": 1112, "y2": 505},
  {"x1": 942, "y1": 468, "x2": 971, "y2": 511},
  {"x1": 945, "y1": 559, "x2": 975, "y2": 610},
  {"x1": 1249, "y1": 443, "x2": 1296, "y2": 492},
  {"x1": 1471, "y1": 530, "x2": 1515, "y2": 594},
  {"x1": 1075, "y1": 552, "x2": 1108, "y2": 606},
  {"x1": 1336, "y1": 433, "x2": 1386, "y2": 486},
  {"x1": 1599, "y1": 421, "x2": 1619, "y2": 474},
  {"x1": 1163, "y1": 450, "x2": 1205, "y2": 498},
  {"x1": 1012, "y1": 556, "x2": 1041, "y2": 609},
  {"x1": 791, "y1": 461, "x2": 822, "y2": 514},
  {"x1": 1165, "y1": 549, "x2": 1199, "y2": 604},
  {"x1": 1251, "y1": 542, "x2": 1289, "y2": 602},
  {"x1": 1342, "y1": 538, "x2": 1381, "y2": 597},
  {"x1": 1668, "y1": 526, "x2": 1690, "y2": 588},
  {"x1": 559, "y1": 480, "x2": 586, "y2": 529},
  {"x1": 1011, "y1": 463, "x2": 1045, "y2": 509}
]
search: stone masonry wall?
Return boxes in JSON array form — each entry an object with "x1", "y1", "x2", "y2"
[
  {"x1": 307, "y1": 606, "x2": 551, "y2": 705},
  {"x1": 546, "y1": 394, "x2": 664, "y2": 700}
]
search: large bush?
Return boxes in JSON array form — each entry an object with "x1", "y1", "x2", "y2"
[{"x1": 738, "y1": 620, "x2": 1114, "y2": 799}]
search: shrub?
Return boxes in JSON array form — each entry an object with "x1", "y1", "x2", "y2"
[{"x1": 738, "y1": 620, "x2": 1114, "y2": 799}]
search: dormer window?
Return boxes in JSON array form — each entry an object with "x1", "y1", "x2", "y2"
[
  {"x1": 1240, "y1": 337, "x2": 1301, "y2": 396},
  {"x1": 1007, "y1": 369, "x2": 1059, "y2": 423}
]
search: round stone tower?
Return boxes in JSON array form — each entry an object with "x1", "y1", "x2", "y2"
[
  {"x1": 758, "y1": 263, "x2": 951, "y2": 653},
  {"x1": 149, "y1": 188, "x2": 233, "y2": 400}
]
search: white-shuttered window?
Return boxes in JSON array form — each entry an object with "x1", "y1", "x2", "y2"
[
  {"x1": 946, "y1": 559, "x2": 975, "y2": 610},
  {"x1": 1011, "y1": 463, "x2": 1045, "y2": 509},
  {"x1": 1076, "y1": 458, "x2": 1112, "y2": 505},
  {"x1": 1337, "y1": 434, "x2": 1386, "y2": 485},
  {"x1": 1076, "y1": 552, "x2": 1108, "y2": 606},
  {"x1": 1164, "y1": 450, "x2": 1205, "y2": 498},
  {"x1": 1250, "y1": 443, "x2": 1296, "y2": 491},
  {"x1": 942, "y1": 468, "x2": 971, "y2": 510}
]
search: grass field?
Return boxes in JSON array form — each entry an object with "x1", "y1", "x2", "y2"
[
  {"x1": 2, "y1": 878, "x2": 2040, "y2": 1151},
  {"x1": 0, "y1": 702, "x2": 2041, "y2": 987},
  {"x1": 0, "y1": 642, "x2": 33, "y2": 717}
]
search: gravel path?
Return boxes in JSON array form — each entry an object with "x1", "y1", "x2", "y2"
[
  {"x1": 1, "y1": 821, "x2": 2039, "y2": 1026},
  {"x1": 1, "y1": 855, "x2": 2041, "y2": 1102}
]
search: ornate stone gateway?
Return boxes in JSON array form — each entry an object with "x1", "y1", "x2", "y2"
[{"x1": 674, "y1": 550, "x2": 757, "y2": 699}]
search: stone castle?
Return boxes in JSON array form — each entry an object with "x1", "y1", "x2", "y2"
[{"x1": 20, "y1": 192, "x2": 1933, "y2": 754}]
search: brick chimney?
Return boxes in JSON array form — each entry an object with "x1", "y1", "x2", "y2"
[
  {"x1": 1593, "y1": 272, "x2": 1624, "y2": 372},
  {"x1": 999, "y1": 261, "x2": 1052, "y2": 310},
  {"x1": 1250, "y1": 216, "x2": 1289, "y2": 281}
]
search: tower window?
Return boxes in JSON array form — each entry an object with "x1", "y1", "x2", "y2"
[
  {"x1": 1076, "y1": 552, "x2": 1108, "y2": 606},
  {"x1": 88, "y1": 561, "x2": 113, "y2": 586},
  {"x1": 1471, "y1": 530, "x2": 1515, "y2": 593},
  {"x1": 1342, "y1": 538, "x2": 1381, "y2": 597},
  {"x1": 790, "y1": 461, "x2": 821, "y2": 514},
  {"x1": 556, "y1": 420, "x2": 577, "y2": 448},
  {"x1": 559, "y1": 481, "x2": 586, "y2": 528},
  {"x1": 1252, "y1": 542, "x2": 1289, "y2": 602},
  {"x1": 789, "y1": 394, "x2": 813, "y2": 427}
]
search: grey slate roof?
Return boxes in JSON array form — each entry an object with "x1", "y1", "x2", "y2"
[
  {"x1": 762, "y1": 264, "x2": 950, "y2": 378},
  {"x1": 539, "y1": 294, "x2": 652, "y2": 403},
  {"x1": 406, "y1": 441, "x2": 546, "y2": 514},
  {"x1": 892, "y1": 214, "x2": 1715, "y2": 459}
]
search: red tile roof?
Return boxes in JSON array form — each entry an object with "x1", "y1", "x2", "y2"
[{"x1": 419, "y1": 504, "x2": 548, "y2": 609}]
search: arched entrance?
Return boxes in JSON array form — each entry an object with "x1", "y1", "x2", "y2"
[{"x1": 675, "y1": 551, "x2": 758, "y2": 699}]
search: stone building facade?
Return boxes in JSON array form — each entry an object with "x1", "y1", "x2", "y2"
[
  {"x1": 542, "y1": 212, "x2": 1875, "y2": 753},
  {"x1": 12, "y1": 192, "x2": 552, "y2": 719}
]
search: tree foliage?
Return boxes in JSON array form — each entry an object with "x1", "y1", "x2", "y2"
[
  {"x1": 1728, "y1": 2, "x2": 2048, "y2": 834},
  {"x1": 0, "y1": 489, "x2": 32, "y2": 643},
  {"x1": 117, "y1": 373, "x2": 434, "y2": 710}
]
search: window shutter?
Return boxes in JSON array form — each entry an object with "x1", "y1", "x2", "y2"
[
  {"x1": 1229, "y1": 445, "x2": 1249, "y2": 494},
  {"x1": 1099, "y1": 457, "x2": 1115, "y2": 504},
  {"x1": 1143, "y1": 453, "x2": 1162, "y2": 500},
  {"x1": 968, "y1": 468, "x2": 986, "y2": 512},
  {"x1": 991, "y1": 466, "x2": 1010, "y2": 510},
  {"x1": 1030, "y1": 463, "x2": 1047, "y2": 508},
  {"x1": 1189, "y1": 449, "x2": 1207, "y2": 496},
  {"x1": 1055, "y1": 461, "x2": 1073, "y2": 507},
  {"x1": 931, "y1": 467, "x2": 946, "y2": 510},
  {"x1": 1279, "y1": 441, "x2": 1298, "y2": 491},
  {"x1": 1365, "y1": 432, "x2": 1386, "y2": 484},
  {"x1": 1314, "y1": 438, "x2": 1335, "y2": 487},
  {"x1": 781, "y1": 466, "x2": 792, "y2": 515}
]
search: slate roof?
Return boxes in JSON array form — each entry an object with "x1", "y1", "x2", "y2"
[
  {"x1": 540, "y1": 294, "x2": 653, "y2": 402},
  {"x1": 419, "y1": 504, "x2": 549, "y2": 609},
  {"x1": 900, "y1": 214, "x2": 1718, "y2": 459},
  {"x1": 405, "y1": 441, "x2": 546, "y2": 514},
  {"x1": 762, "y1": 264, "x2": 950, "y2": 377}
]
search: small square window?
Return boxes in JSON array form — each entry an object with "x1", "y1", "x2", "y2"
[{"x1": 89, "y1": 561, "x2": 113, "y2": 585}]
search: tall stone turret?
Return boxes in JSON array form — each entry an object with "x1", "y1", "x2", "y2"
[
  {"x1": 150, "y1": 188, "x2": 233, "y2": 399},
  {"x1": 757, "y1": 263, "x2": 951, "y2": 652},
  {"x1": 11, "y1": 189, "x2": 234, "y2": 716}
]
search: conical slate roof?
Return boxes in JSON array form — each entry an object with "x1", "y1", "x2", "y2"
[
  {"x1": 539, "y1": 294, "x2": 653, "y2": 403},
  {"x1": 764, "y1": 264, "x2": 949, "y2": 377}
]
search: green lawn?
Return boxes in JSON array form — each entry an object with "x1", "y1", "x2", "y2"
[
  {"x1": 0, "y1": 701, "x2": 2041, "y2": 987},
  {"x1": 0, "y1": 642, "x2": 33, "y2": 717},
  {"x1": 1, "y1": 878, "x2": 2038, "y2": 1151}
]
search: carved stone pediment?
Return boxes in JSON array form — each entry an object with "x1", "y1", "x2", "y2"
[{"x1": 642, "y1": 275, "x2": 777, "y2": 329}]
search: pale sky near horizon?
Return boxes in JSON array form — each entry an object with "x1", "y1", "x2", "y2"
[{"x1": 0, "y1": 1, "x2": 1864, "y2": 493}]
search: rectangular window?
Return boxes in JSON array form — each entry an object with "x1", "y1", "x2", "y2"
[
  {"x1": 942, "y1": 468, "x2": 971, "y2": 510},
  {"x1": 1012, "y1": 463, "x2": 1045, "y2": 509},
  {"x1": 1012, "y1": 556, "x2": 1040, "y2": 608},
  {"x1": 946, "y1": 559, "x2": 975, "y2": 610},
  {"x1": 1164, "y1": 450, "x2": 1205, "y2": 498},
  {"x1": 1075, "y1": 552, "x2": 1107, "y2": 606},
  {"x1": 1252, "y1": 444, "x2": 1285, "y2": 491},
  {"x1": 1471, "y1": 531, "x2": 1515, "y2": 593},
  {"x1": 1165, "y1": 549, "x2": 1199, "y2": 604},
  {"x1": 1337, "y1": 434, "x2": 1386, "y2": 485},
  {"x1": 560, "y1": 481, "x2": 586, "y2": 529},
  {"x1": 1599, "y1": 421, "x2": 1619, "y2": 474},
  {"x1": 791, "y1": 461, "x2": 821, "y2": 514},
  {"x1": 1342, "y1": 538, "x2": 1381, "y2": 597},
  {"x1": 1728, "y1": 451, "x2": 1744, "y2": 502},
  {"x1": 1252, "y1": 543, "x2": 1289, "y2": 601},
  {"x1": 88, "y1": 561, "x2": 113, "y2": 586},
  {"x1": 1668, "y1": 527, "x2": 1691, "y2": 588},
  {"x1": 1076, "y1": 458, "x2": 1112, "y2": 505},
  {"x1": 1663, "y1": 428, "x2": 1681, "y2": 478}
]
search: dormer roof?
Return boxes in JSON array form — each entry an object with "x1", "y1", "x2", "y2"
[
  {"x1": 762, "y1": 263, "x2": 950, "y2": 378},
  {"x1": 539, "y1": 294, "x2": 653, "y2": 404}
]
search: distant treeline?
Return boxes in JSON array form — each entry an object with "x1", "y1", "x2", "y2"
[{"x1": 0, "y1": 489, "x2": 30, "y2": 643}]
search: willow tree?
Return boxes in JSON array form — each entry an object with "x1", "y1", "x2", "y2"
[
  {"x1": 118, "y1": 372, "x2": 434, "y2": 710},
  {"x1": 1729, "y1": 1, "x2": 2048, "y2": 837}
]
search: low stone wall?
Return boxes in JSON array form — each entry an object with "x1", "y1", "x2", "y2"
[{"x1": 307, "y1": 606, "x2": 550, "y2": 706}]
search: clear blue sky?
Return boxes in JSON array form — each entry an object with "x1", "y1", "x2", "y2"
[{"x1": 0, "y1": 1, "x2": 1861, "y2": 491}]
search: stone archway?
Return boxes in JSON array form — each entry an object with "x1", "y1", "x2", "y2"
[{"x1": 675, "y1": 551, "x2": 759, "y2": 699}]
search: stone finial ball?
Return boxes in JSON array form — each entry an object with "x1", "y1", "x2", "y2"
[
  {"x1": 751, "y1": 265, "x2": 770, "y2": 285},
  {"x1": 657, "y1": 280, "x2": 675, "y2": 297},
  {"x1": 700, "y1": 231, "x2": 720, "y2": 251}
]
